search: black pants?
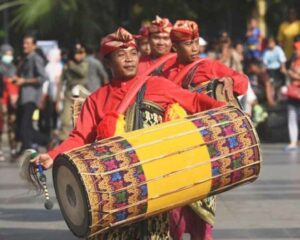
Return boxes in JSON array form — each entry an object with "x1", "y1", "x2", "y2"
[{"x1": 19, "y1": 102, "x2": 49, "y2": 151}]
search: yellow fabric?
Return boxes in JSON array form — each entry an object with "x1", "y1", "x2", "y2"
[
  {"x1": 164, "y1": 103, "x2": 187, "y2": 121},
  {"x1": 114, "y1": 113, "x2": 126, "y2": 136},
  {"x1": 32, "y1": 109, "x2": 39, "y2": 121},
  {"x1": 277, "y1": 20, "x2": 300, "y2": 59}
]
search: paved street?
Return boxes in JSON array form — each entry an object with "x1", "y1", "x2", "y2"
[{"x1": 0, "y1": 144, "x2": 299, "y2": 240}]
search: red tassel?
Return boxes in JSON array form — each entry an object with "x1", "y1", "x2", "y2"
[{"x1": 97, "y1": 112, "x2": 120, "y2": 140}]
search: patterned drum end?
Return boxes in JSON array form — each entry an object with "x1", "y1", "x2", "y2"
[{"x1": 53, "y1": 155, "x2": 91, "y2": 237}]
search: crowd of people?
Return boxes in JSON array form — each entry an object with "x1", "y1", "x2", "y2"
[
  {"x1": 0, "y1": 35, "x2": 109, "y2": 161},
  {"x1": 0, "y1": 8, "x2": 299, "y2": 239}
]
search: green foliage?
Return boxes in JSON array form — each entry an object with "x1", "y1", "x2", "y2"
[
  {"x1": 0, "y1": 0, "x2": 118, "y2": 47},
  {"x1": 0, "y1": 0, "x2": 298, "y2": 48}
]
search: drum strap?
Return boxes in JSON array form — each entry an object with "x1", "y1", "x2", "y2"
[
  {"x1": 173, "y1": 58, "x2": 205, "y2": 86},
  {"x1": 118, "y1": 53, "x2": 176, "y2": 114},
  {"x1": 134, "y1": 83, "x2": 147, "y2": 130},
  {"x1": 182, "y1": 63, "x2": 201, "y2": 90},
  {"x1": 125, "y1": 84, "x2": 164, "y2": 132}
]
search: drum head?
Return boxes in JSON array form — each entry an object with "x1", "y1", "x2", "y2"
[
  {"x1": 213, "y1": 81, "x2": 242, "y2": 109},
  {"x1": 53, "y1": 155, "x2": 91, "y2": 237}
]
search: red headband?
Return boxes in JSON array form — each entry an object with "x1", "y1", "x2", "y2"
[
  {"x1": 148, "y1": 16, "x2": 172, "y2": 34},
  {"x1": 100, "y1": 27, "x2": 137, "y2": 57},
  {"x1": 170, "y1": 20, "x2": 199, "y2": 41}
]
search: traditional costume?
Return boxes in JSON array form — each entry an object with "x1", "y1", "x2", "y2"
[
  {"x1": 163, "y1": 20, "x2": 248, "y2": 96},
  {"x1": 137, "y1": 16, "x2": 174, "y2": 76},
  {"x1": 160, "y1": 20, "x2": 249, "y2": 240},
  {"x1": 49, "y1": 27, "x2": 224, "y2": 239}
]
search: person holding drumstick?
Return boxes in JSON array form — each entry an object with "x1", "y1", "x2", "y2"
[{"x1": 32, "y1": 27, "x2": 226, "y2": 239}]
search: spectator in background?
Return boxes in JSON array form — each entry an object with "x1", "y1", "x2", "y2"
[
  {"x1": 277, "y1": 7, "x2": 300, "y2": 60},
  {"x1": 35, "y1": 47, "x2": 51, "y2": 136},
  {"x1": 247, "y1": 59, "x2": 275, "y2": 107},
  {"x1": 0, "y1": 44, "x2": 18, "y2": 159},
  {"x1": 263, "y1": 36, "x2": 287, "y2": 100},
  {"x1": 58, "y1": 43, "x2": 88, "y2": 141},
  {"x1": 44, "y1": 48, "x2": 63, "y2": 134},
  {"x1": 218, "y1": 31, "x2": 244, "y2": 73},
  {"x1": 86, "y1": 47, "x2": 109, "y2": 92},
  {"x1": 247, "y1": 59, "x2": 275, "y2": 125},
  {"x1": 285, "y1": 41, "x2": 300, "y2": 151},
  {"x1": 198, "y1": 37, "x2": 208, "y2": 58},
  {"x1": 16, "y1": 34, "x2": 49, "y2": 154},
  {"x1": 233, "y1": 41, "x2": 245, "y2": 70},
  {"x1": 245, "y1": 18, "x2": 263, "y2": 60},
  {"x1": 206, "y1": 38, "x2": 219, "y2": 60}
]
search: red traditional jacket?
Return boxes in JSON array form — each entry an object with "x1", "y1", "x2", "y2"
[
  {"x1": 162, "y1": 57, "x2": 248, "y2": 95},
  {"x1": 48, "y1": 75, "x2": 224, "y2": 159}
]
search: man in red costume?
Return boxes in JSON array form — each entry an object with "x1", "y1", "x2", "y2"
[
  {"x1": 162, "y1": 20, "x2": 249, "y2": 240},
  {"x1": 33, "y1": 27, "x2": 224, "y2": 239},
  {"x1": 163, "y1": 20, "x2": 248, "y2": 98},
  {"x1": 137, "y1": 15, "x2": 174, "y2": 75},
  {"x1": 134, "y1": 23, "x2": 151, "y2": 57}
]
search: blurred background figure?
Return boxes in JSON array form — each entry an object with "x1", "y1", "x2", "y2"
[
  {"x1": 262, "y1": 36, "x2": 287, "y2": 102},
  {"x1": 247, "y1": 59, "x2": 275, "y2": 125},
  {"x1": 16, "y1": 34, "x2": 50, "y2": 154},
  {"x1": 135, "y1": 22, "x2": 151, "y2": 58},
  {"x1": 198, "y1": 37, "x2": 208, "y2": 58},
  {"x1": 233, "y1": 41, "x2": 245, "y2": 69},
  {"x1": 245, "y1": 18, "x2": 263, "y2": 60},
  {"x1": 86, "y1": 47, "x2": 109, "y2": 92},
  {"x1": 277, "y1": 7, "x2": 300, "y2": 61},
  {"x1": 218, "y1": 31, "x2": 244, "y2": 73},
  {"x1": 0, "y1": 44, "x2": 18, "y2": 160},
  {"x1": 285, "y1": 41, "x2": 300, "y2": 151},
  {"x1": 44, "y1": 48, "x2": 63, "y2": 136},
  {"x1": 58, "y1": 43, "x2": 88, "y2": 141}
]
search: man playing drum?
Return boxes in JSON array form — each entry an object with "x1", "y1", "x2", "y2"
[
  {"x1": 160, "y1": 20, "x2": 249, "y2": 240},
  {"x1": 137, "y1": 16, "x2": 174, "y2": 76},
  {"x1": 33, "y1": 27, "x2": 225, "y2": 239},
  {"x1": 162, "y1": 20, "x2": 248, "y2": 99}
]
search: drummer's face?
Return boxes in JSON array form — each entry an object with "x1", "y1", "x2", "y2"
[
  {"x1": 108, "y1": 47, "x2": 139, "y2": 80},
  {"x1": 149, "y1": 32, "x2": 172, "y2": 58},
  {"x1": 174, "y1": 38, "x2": 200, "y2": 64}
]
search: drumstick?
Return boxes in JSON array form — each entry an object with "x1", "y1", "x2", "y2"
[
  {"x1": 36, "y1": 163, "x2": 54, "y2": 210},
  {"x1": 19, "y1": 149, "x2": 54, "y2": 210}
]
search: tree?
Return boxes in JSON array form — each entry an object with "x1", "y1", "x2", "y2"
[{"x1": 0, "y1": 0, "x2": 118, "y2": 48}]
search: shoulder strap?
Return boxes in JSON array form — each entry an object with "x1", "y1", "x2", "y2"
[
  {"x1": 182, "y1": 63, "x2": 200, "y2": 89},
  {"x1": 173, "y1": 58, "x2": 205, "y2": 86},
  {"x1": 117, "y1": 53, "x2": 176, "y2": 114},
  {"x1": 117, "y1": 76, "x2": 151, "y2": 114}
]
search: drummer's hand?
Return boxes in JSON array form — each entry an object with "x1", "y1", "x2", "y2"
[
  {"x1": 31, "y1": 153, "x2": 54, "y2": 170},
  {"x1": 218, "y1": 77, "x2": 234, "y2": 101}
]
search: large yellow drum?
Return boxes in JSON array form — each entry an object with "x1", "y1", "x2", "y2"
[{"x1": 53, "y1": 105, "x2": 261, "y2": 238}]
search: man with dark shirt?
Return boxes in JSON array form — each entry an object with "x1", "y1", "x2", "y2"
[
  {"x1": 16, "y1": 34, "x2": 49, "y2": 153},
  {"x1": 86, "y1": 47, "x2": 109, "y2": 92}
]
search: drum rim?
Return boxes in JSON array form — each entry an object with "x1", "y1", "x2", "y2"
[
  {"x1": 53, "y1": 154, "x2": 91, "y2": 238},
  {"x1": 212, "y1": 80, "x2": 242, "y2": 109}
]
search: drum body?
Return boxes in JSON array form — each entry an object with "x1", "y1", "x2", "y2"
[{"x1": 53, "y1": 105, "x2": 261, "y2": 238}]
